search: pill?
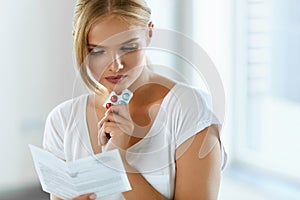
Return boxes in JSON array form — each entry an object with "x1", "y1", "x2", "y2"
[{"x1": 110, "y1": 95, "x2": 118, "y2": 102}]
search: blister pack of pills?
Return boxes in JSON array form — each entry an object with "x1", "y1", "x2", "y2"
[{"x1": 103, "y1": 88, "x2": 133, "y2": 109}]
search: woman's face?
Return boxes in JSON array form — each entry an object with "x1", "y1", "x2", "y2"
[{"x1": 87, "y1": 16, "x2": 149, "y2": 92}]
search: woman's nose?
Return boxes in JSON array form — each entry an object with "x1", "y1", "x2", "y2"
[{"x1": 108, "y1": 53, "x2": 124, "y2": 72}]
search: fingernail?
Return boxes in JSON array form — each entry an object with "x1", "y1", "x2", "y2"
[{"x1": 89, "y1": 193, "x2": 97, "y2": 199}]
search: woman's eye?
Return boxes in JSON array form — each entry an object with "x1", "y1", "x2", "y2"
[
  {"x1": 89, "y1": 48, "x2": 105, "y2": 56},
  {"x1": 121, "y1": 43, "x2": 139, "y2": 52}
]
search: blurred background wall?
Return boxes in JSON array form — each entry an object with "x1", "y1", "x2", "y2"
[{"x1": 0, "y1": 0, "x2": 300, "y2": 199}]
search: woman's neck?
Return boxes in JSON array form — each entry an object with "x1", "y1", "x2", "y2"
[{"x1": 128, "y1": 67, "x2": 153, "y2": 92}]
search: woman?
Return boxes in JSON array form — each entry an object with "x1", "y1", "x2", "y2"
[{"x1": 43, "y1": 0, "x2": 226, "y2": 199}]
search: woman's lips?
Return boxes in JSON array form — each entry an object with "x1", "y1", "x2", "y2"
[{"x1": 104, "y1": 75, "x2": 127, "y2": 84}]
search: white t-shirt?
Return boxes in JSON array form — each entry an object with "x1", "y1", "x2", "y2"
[{"x1": 43, "y1": 82, "x2": 227, "y2": 200}]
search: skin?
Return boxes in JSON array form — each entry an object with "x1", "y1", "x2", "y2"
[{"x1": 51, "y1": 16, "x2": 222, "y2": 200}]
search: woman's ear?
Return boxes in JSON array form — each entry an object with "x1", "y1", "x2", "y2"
[
  {"x1": 146, "y1": 21, "x2": 154, "y2": 46},
  {"x1": 148, "y1": 21, "x2": 154, "y2": 38}
]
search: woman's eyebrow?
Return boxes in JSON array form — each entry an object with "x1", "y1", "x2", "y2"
[
  {"x1": 120, "y1": 37, "x2": 139, "y2": 45},
  {"x1": 87, "y1": 37, "x2": 139, "y2": 48},
  {"x1": 87, "y1": 44, "x2": 104, "y2": 49}
]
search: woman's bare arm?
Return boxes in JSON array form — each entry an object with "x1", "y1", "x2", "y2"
[{"x1": 174, "y1": 125, "x2": 222, "y2": 200}]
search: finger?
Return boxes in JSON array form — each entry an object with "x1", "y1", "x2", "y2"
[
  {"x1": 99, "y1": 122, "x2": 119, "y2": 145},
  {"x1": 72, "y1": 193, "x2": 96, "y2": 200},
  {"x1": 107, "y1": 122, "x2": 134, "y2": 138},
  {"x1": 98, "y1": 115, "x2": 108, "y2": 129},
  {"x1": 109, "y1": 112, "x2": 129, "y2": 125},
  {"x1": 100, "y1": 122, "x2": 119, "y2": 136},
  {"x1": 98, "y1": 112, "x2": 129, "y2": 128},
  {"x1": 98, "y1": 115, "x2": 127, "y2": 146},
  {"x1": 107, "y1": 105, "x2": 131, "y2": 119},
  {"x1": 98, "y1": 125, "x2": 108, "y2": 146},
  {"x1": 97, "y1": 108, "x2": 119, "y2": 129},
  {"x1": 98, "y1": 114, "x2": 114, "y2": 129}
]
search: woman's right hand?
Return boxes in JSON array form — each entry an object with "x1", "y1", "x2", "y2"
[
  {"x1": 71, "y1": 193, "x2": 97, "y2": 200},
  {"x1": 98, "y1": 105, "x2": 135, "y2": 151}
]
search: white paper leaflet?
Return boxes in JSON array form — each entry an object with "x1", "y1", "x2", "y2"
[{"x1": 29, "y1": 145, "x2": 131, "y2": 199}]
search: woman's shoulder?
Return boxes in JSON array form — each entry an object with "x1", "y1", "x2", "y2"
[
  {"x1": 168, "y1": 82, "x2": 212, "y2": 107},
  {"x1": 148, "y1": 73, "x2": 211, "y2": 109},
  {"x1": 151, "y1": 72, "x2": 208, "y2": 96}
]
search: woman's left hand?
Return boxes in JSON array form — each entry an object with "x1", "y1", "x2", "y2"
[{"x1": 98, "y1": 105, "x2": 135, "y2": 151}]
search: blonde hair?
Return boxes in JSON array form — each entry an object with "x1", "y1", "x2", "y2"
[{"x1": 73, "y1": 0, "x2": 151, "y2": 95}]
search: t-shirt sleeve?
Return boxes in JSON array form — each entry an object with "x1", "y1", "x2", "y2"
[
  {"x1": 173, "y1": 86, "x2": 227, "y2": 169},
  {"x1": 42, "y1": 108, "x2": 65, "y2": 160},
  {"x1": 174, "y1": 88, "x2": 221, "y2": 148}
]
